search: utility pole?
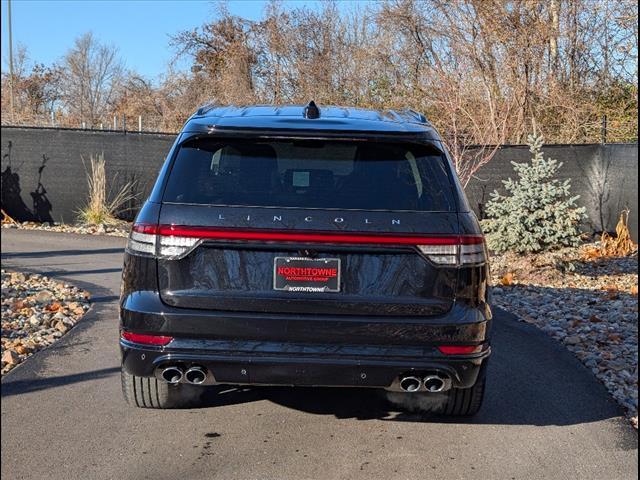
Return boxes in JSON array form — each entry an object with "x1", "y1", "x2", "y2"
[{"x1": 8, "y1": 0, "x2": 15, "y2": 122}]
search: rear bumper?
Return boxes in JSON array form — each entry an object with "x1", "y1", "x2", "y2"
[
  {"x1": 121, "y1": 339, "x2": 489, "y2": 390},
  {"x1": 120, "y1": 292, "x2": 491, "y2": 390}
]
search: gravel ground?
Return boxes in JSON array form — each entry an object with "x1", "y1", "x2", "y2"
[
  {"x1": 1, "y1": 221, "x2": 130, "y2": 237},
  {"x1": 1, "y1": 270, "x2": 91, "y2": 375},
  {"x1": 489, "y1": 244, "x2": 638, "y2": 428}
]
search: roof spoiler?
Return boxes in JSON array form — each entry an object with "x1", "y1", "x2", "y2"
[{"x1": 195, "y1": 101, "x2": 219, "y2": 116}]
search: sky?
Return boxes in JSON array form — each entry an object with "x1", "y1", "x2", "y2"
[{"x1": 0, "y1": 0, "x2": 369, "y2": 82}]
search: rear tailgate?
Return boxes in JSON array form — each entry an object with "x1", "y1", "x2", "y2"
[{"x1": 156, "y1": 206, "x2": 459, "y2": 316}]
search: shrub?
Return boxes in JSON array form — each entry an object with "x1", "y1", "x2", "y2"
[
  {"x1": 481, "y1": 134, "x2": 586, "y2": 253},
  {"x1": 77, "y1": 153, "x2": 136, "y2": 225}
]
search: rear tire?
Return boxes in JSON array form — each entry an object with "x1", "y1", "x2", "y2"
[
  {"x1": 121, "y1": 369, "x2": 202, "y2": 409},
  {"x1": 438, "y1": 376, "x2": 486, "y2": 416}
]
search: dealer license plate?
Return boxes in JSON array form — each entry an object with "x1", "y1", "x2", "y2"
[{"x1": 273, "y1": 257, "x2": 341, "y2": 292}]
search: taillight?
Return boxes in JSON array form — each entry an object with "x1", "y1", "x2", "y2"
[
  {"x1": 121, "y1": 331, "x2": 173, "y2": 346},
  {"x1": 127, "y1": 223, "x2": 486, "y2": 264},
  {"x1": 157, "y1": 235, "x2": 200, "y2": 258},
  {"x1": 128, "y1": 229, "x2": 156, "y2": 255},
  {"x1": 127, "y1": 224, "x2": 202, "y2": 259},
  {"x1": 417, "y1": 244, "x2": 458, "y2": 265},
  {"x1": 417, "y1": 236, "x2": 486, "y2": 266}
]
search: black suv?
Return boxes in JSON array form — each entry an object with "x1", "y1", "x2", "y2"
[{"x1": 120, "y1": 102, "x2": 492, "y2": 415}]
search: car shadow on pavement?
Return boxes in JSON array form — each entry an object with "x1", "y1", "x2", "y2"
[
  {"x1": 189, "y1": 307, "x2": 631, "y2": 428},
  {"x1": 1, "y1": 367, "x2": 121, "y2": 397}
]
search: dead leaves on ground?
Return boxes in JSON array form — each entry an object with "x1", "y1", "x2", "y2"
[
  {"x1": 11, "y1": 299, "x2": 26, "y2": 311},
  {"x1": 500, "y1": 272, "x2": 515, "y2": 286},
  {"x1": 44, "y1": 302, "x2": 62, "y2": 312},
  {"x1": 607, "y1": 333, "x2": 622, "y2": 343},
  {"x1": 602, "y1": 285, "x2": 621, "y2": 300},
  {"x1": 601, "y1": 284, "x2": 638, "y2": 298}
]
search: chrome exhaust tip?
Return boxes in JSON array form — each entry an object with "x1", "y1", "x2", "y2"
[
  {"x1": 423, "y1": 374, "x2": 447, "y2": 393},
  {"x1": 185, "y1": 366, "x2": 207, "y2": 385},
  {"x1": 399, "y1": 375, "x2": 422, "y2": 392},
  {"x1": 160, "y1": 366, "x2": 183, "y2": 384}
]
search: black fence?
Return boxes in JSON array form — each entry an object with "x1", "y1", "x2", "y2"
[
  {"x1": 1, "y1": 126, "x2": 637, "y2": 241},
  {"x1": 1, "y1": 127, "x2": 175, "y2": 224}
]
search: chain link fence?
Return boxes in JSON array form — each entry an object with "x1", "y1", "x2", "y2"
[{"x1": 0, "y1": 114, "x2": 183, "y2": 135}]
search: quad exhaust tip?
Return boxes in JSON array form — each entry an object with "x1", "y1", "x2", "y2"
[
  {"x1": 161, "y1": 366, "x2": 183, "y2": 384},
  {"x1": 185, "y1": 366, "x2": 207, "y2": 385}
]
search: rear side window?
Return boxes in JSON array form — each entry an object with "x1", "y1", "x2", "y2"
[{"x1": 162, "y1": 139, "x2": 457, "y2": 211}]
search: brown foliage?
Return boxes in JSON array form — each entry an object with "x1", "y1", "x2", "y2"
[
  {"x1": 600, "y1": 209, "x2": 637, "y2": 257},
  {"x1": 1, "y1": 0, "x2": 638, "y2": 178}
]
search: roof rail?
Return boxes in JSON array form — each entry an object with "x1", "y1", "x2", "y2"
[
  {"x1": 195, "y1": 101, "x2": 218, "y2": 116},
  {"x1": 405, "y1": 109, "x2": 428, "y2": 124}
]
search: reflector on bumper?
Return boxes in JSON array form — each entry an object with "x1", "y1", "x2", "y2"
[{"x1": 121, "y1": 331, "x2": 173, "y2": 346}]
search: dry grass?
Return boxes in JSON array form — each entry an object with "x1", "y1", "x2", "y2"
[
  {"x1": 600, "y1": 209, "x2": 636, "y2": 256},
  {"x1": 582, "y1": 209, "x2": 637, "y2": 259},
  {"x1": 1, "y1": 209, "x2": 17, "y2": 224},
  {"x1": 77, "y1": 153, "x2": 137, "y2": 225}
]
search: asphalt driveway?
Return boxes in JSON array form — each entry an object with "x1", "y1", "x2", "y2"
[{"x1": 1, "y1": 229, "x2": 637, "y2": 480}]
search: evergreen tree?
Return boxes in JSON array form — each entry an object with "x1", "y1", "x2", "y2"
[{"x1": 481, "y1": 134, "x2": 586, "y2": 253}]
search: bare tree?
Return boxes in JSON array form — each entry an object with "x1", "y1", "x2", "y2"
[
  {"x1": 376, "y1": 0, "x2": 519, "y2": 185},
  {"x1": 170, "y1": 3, "x2": 258, "y2": 105},
  {"x1": 0, "y1": 44, "x2": 62, "y2": 124},
  {"x1": 61, "y1": 32, "x2": 124, "y2": 126}
]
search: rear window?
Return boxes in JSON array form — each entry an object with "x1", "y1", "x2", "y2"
[{"x1": 162, "y1": 139, "x2": 457, "y2": 211}]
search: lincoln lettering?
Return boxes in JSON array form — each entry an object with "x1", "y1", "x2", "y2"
[{"x1": 214, "y1": 212, "x2": 401, "y2": 226}]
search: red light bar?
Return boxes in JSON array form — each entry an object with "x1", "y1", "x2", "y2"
[
  {"x1": 121, "y1": 331, "x2": 173, "y2": 346},
  {"x1": 437, "y1": 345, "x2": 483, "y2": 355},
  {"x1": 132, "y1": 224, "x2": 158, "y2": 235},
  {"x1": 133, "y1": 223, "x2": 484, "y2": 246}
]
